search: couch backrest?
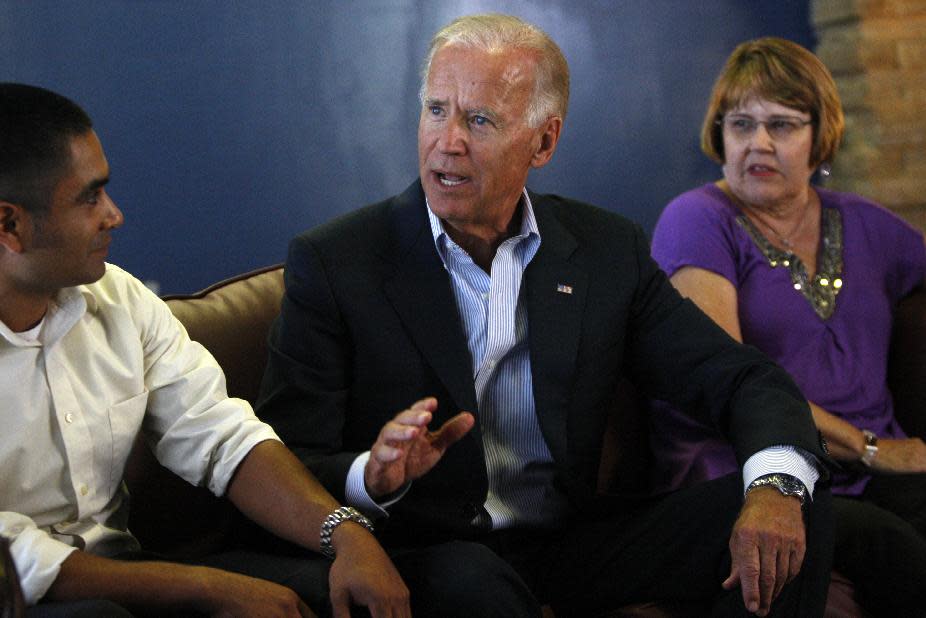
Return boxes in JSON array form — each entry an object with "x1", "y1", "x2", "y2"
[{"x1": 163, "y1": 264, "x2": 284, "y2": 404}]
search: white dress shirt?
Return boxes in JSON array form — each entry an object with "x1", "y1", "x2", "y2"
[{"x1": 0, "y1": 264, "x2": 280, "y2": 604}]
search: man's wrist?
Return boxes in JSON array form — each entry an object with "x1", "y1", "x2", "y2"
[
  {"x1": 319, "y1": 506, "x2": 374, "y2": 560},
  {"x1": 346, "y1": 452, "x2": 404, "y2": 517},
  {"x1": 745, "y1": 473, "x2": 807, "y2": 506},
  {"x1": 741, "y1": 446, "x2": 820, "y2": 497}
]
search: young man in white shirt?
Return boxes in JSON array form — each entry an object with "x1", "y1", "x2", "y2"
[{"x1": 0, "y1": 82, "x2": 410, "y2": 618}]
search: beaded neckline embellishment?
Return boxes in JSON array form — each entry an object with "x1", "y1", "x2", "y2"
[{"x1": 736, "y1": 207, "x2": 844, "y2": 320}]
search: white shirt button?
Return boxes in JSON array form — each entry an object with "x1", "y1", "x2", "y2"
[
  {"x1": 80, "y1": 485, "x2": 89, "y2": 496},
  {"x1": 64, "y1": 413, "x2": 74, "y2": 424}
]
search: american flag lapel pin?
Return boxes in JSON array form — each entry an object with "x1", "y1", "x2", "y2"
[{"x1": 556, "y1": 283, "x2": 573, "y2": 295}]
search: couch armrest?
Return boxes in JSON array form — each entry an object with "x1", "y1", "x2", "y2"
[{"x1": 889, "y1": 287, "x2": 926, "y2": 440}]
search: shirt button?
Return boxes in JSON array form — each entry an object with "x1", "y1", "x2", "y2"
[
  {"x1": 64, "y1": 413, "x2": 74, "y2": 424},
  {"x1": 80, "y1": 485, "x2": 89, "y2": 496}
]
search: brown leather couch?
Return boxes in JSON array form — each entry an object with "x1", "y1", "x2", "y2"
[{"x1": 124, "y1": 264, "x2": 926, "y2": 617}]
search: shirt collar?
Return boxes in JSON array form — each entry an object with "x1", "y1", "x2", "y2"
[
  {"x1": 0, "y1": 283, "x2": 93, "y2": 347},
  {"x1": 426, "y1": 188, "x2": 541, "y2": 266}
]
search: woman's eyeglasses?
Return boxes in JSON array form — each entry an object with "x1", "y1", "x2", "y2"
[{"x1": 718, "y1": 115, "x2": 813, "y2": 141}]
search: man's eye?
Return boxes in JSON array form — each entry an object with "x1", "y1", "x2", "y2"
[
  {"x1": 471, "y1": 115, "x2": 488, "y2": 126},
  {"x1": 429, "y1": 106, "x2": 442, "y2": 116}
]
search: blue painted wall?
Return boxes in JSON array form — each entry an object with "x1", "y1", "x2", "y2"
[{"x1": 0, "y1": 1, "x2": 814, "y2": 293}]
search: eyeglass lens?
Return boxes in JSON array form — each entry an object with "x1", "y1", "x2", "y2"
[{"x1": 722, "y1": 116, "x2": 810, "y2": 140}]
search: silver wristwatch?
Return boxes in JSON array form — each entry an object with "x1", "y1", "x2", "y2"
[
  {"x1": 860, "y1": 429, "x2": 879, "y2": 467},
  {"x1": 319, "y1": 506, "x2": 374, "y2": 560},
  {"x1": 746, "y1": 473, "x2": 807, "y2": 506}
]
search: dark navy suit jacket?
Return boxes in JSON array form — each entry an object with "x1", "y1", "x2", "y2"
[{"x1": 256, "y1": 180, "x2": 826, "y2": 546}]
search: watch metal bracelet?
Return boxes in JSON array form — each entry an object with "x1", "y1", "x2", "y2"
[
  {"x1": 319, "y1": 506, "x2": 374, "y2": 560},
  {"x1": 745, "y1": 473, "x2": 807, "y2": 506}
]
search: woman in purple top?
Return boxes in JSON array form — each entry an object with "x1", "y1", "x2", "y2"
[{"x1": 650, "y1": 37, "x2": 926, "y2": 615}]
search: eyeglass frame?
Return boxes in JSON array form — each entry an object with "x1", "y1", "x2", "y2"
[{"x1": 716, "y1": 114, "x2": 814, "y2": 141}]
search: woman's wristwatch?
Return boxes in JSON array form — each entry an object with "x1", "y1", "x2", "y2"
[{"x1": 860, "y1": 429, "x2": 879, "y2": 467}]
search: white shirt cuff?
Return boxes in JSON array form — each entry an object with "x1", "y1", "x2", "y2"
[
  {"x1": 2, "y1": 514, "x2": 79, "y2": 605},
  {"x1": 742, "y1": 445, "x2": 820, "y2": 499},
  {"x1": 345, "y1": 451, "x2": 411, "y2": 519}
]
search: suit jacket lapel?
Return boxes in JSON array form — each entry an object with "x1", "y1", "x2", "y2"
[
  {"x1": 383, "y1": 182, "x2": 479, "y2": 416},
  {"x1": 525, "y1": 194, "x2": 588, "y2": 464}
]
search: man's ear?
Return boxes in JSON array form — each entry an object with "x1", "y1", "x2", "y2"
[
  {"x1": 530, "y1": 115, "x2": 563, "y2": 169},
  {"x1": 0, "y1": 201, "x2": 27, "y2": 253}
]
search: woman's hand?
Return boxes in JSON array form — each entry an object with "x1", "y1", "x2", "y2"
[{"x1": 869, "y1": 437, "x2": 926, "y2": 474}]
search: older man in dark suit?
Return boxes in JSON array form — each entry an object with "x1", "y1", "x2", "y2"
[{"x1": 258, "y1": 13, "x2": 832, "y2": 617}]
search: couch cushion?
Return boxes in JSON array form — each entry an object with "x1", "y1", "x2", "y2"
[{"x1": 163, "y1": 264, "x2": 284, "y2": 404}]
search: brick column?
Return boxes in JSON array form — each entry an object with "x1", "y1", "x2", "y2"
[{"x1": 813, "y1": 0, "x2": 926, "y2": 229}]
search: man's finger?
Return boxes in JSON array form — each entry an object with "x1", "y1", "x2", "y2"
[
  {"x1": 733, "y1": 548, "x2": 761, "y2": 614},
  {"x1": 379, "y1": 421, "x2": 420, "y2": 442},
  {"x1": 721, "y1": 567, "x2": 739, "y2": 591},
  {"x1": 330, "y1": 590, "x2": 351, "y2": 618},
  {"x1": 365, "y1": 601, "x2": 386, "y2": 618},
  {"x1": 790, "y1": 541, "x2": 806, "y2": 582},
  {"x1": 409, "y1": 396, "x2": 438, "y2": 411},
  {"x1": 757, "y1": 544, "x2": 776, "y2": 616},
  {"x1": 371, "y1": 442, "x2": 405, "y2": 463},
  {"x1": 772, "y1": 546, "x2": 789, "y2": 603},
  {"x1": 429, "y1": 412, "x2": 475, "y2": 451},
  {"x1": 391, "y1": 409, "x2": 432, "y2": 427}
]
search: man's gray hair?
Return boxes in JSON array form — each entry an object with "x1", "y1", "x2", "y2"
[{"x1": 419, "y1": 13, "x2": 570, "y2": 128}]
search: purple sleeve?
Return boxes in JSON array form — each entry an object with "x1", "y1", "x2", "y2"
[
  {"x1": 886, "y1": 213, "x2": 926, "y2": 302},
  {"x1": 651, "y1": 187, "x2": 740, "y2": 285}
]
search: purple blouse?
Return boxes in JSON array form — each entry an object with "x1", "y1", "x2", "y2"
[{"x1": 650, "y1": 183, "x2": 926, "y2": 495}]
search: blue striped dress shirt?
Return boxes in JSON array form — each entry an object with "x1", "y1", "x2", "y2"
[{"x1": 426, "y1": 190, "x2": 572, "y2": 529}]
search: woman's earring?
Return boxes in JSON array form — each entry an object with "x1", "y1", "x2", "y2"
[{"x1": 819, "y1": 162, "x2": 832, "y2": 177}]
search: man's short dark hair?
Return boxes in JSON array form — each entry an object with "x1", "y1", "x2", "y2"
[{"x1": 0, "y1": 83, "x2": 93, "y2": 214}]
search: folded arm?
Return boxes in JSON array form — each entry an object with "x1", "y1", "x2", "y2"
[
  {"x1": 2, "y1": 510, "x2": 311, "y2": 616},
  {"x1": 46, "y1": 551, "x2": 313, "y2": 617}
]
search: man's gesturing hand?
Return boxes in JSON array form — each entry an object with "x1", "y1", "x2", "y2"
[
  {"x1": 722, "y1": 487, "x2": 806, "y2": 616},
  {"x1": 364, "y1": 397, "x2": 475, "y2": 499}
]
